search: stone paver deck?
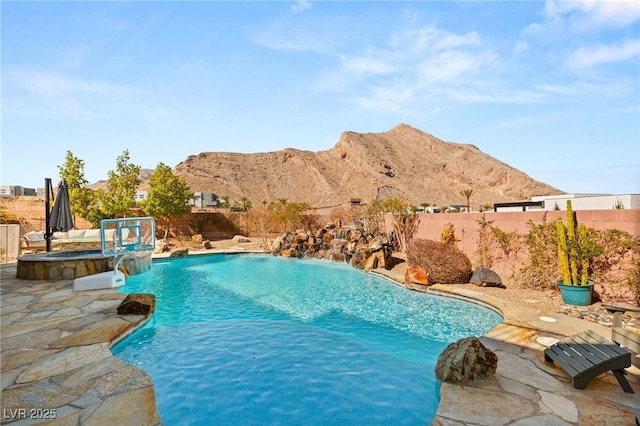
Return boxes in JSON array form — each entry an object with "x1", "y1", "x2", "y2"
[
  {"x1": 1, "y1": 255, "x2": 639, "y2": 425},
  {"x1": 0, "y1": 264, "x2": 161, "y2": 425},
  {"x1": 428, "y1": 285, "x2": 639, "y2": 425}
]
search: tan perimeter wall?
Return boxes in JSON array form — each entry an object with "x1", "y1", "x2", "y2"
[
  {"x1": 384, "y1": 209, "x2": 640, "y2": 282},
  {"x1": 155, "y1": 211, "x2": 245, "y2": 240}
]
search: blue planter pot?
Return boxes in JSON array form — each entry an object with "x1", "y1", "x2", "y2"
[{"x1": 557, "y1": 280, "x2": 594, "y2": 306}]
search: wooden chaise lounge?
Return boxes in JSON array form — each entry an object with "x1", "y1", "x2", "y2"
[
  {"x1": 602, "y1": 303, "x2": 640, "y2": 354},
  {"x1": 544, "y1": 329, "x2": 634, "y2": 393}
]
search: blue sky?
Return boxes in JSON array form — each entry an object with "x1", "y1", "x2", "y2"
[{"x1": 2, "y1": 1, "x2": 639, "y2": 195}]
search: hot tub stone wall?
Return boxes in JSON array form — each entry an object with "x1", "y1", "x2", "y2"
[
  {"x1": 17, "y1": 256, "x2": 112, "y2": 280},
  {"x1": 16, "y1": 252, "x2": 152, "y2": 281}
]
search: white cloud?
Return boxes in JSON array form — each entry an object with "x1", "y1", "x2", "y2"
[
  {"x1": 339, "y1": 55, "x2": 395, "y2": 75},
  {"x1": 532, "y1": 0, "x2": 640, "y2": 34},
  {"x1": 398, "y1": 26, "x2": 480, "y2": 53},
  {"x1": 3, "y1": 68, "x2": 150, "y2": 122},
  {"x1": 513, "y1": 41, "x2": 529, "y2": 54},
  {"x1": 538, "y1": 84, "x2": 580, "y2": 96},
  {"x1": 248, "y1": 23, "x2": 328, "y2": 53},
  {"x1": 566, "y1": 38, "x2": 640, "y2": 68},
  {"x1": 316, "y1": 24, "x2": 500, "y2": 112},
  {"x1": 351, "y1": 84, "x2": 416, "y2": 114},
  {"x1": 291, "y1": 0, "x2": 311, "y2": 14},
  {"x1": 5, "y1": 69, "x2": 145, "y2": 98},
  {"x1": 539, "y1": 78, "x2": 633, "y2": 101},
  {"x1": 6, "y1": 69, "x2": 119, "y2": 95},
  {"x1": 255, "y1": 4, "x2": 635, "y2": 116},
  {"x1": 417, "y1": 51, "x2": 496, "y2": 85}
]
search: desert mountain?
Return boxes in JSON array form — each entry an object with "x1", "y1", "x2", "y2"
[
  {"x1": 89, "y1": 169, "x2": 155, "y2": 191},
  {"x1": 173, "y1": 124, "x2": 563, "y2": 208}
]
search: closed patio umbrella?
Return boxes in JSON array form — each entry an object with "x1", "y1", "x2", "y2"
[{"x1": 47, "y1": 179, "x2": 74, "y2": 251}]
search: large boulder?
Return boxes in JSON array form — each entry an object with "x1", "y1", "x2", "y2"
[
  {"x1": 363, "y1": 253, "x2": 378, "y2": 271},
  {"x1": 153, "y1": 239, "x2": 169, "y2": 254},
  {"x1": 435, "y1": 337, "x2": 498, "y2": 385},
  {"x1": 405, "y1": 267, "x2": 433, "y2": 287},
  {"x1": 117, "y1": 294, "x2": 156, "y2": 316},
  {"x1": 375, "y1": 250, "x2": 388, "y2": 269},
  {"x1": 271, "y1": 236, "x2": 284, "y2": 252},
  {"x1": 169, "y1": 249, "x2": 189, "y2": 258},
  {"x1": 470, "y1": 267, "x2": 505, "y2": 288}
]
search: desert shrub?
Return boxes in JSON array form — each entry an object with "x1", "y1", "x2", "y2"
[
  {"x1": 407, "y1": 238, "x2": 472, "y2": 284},
  {"x1": 588, "y1": 229, "x2": 639, "y2": 301},
  {"x1": 626, "y1": 261, "x2": 640, "y2": 305},
  {"x1": 296, "y1": 213, "x2": 321, "y2": 235},
  {"x1": 440, "y1": 222, "x2": 459, "y2": 246},
  {"x1": 0, "y1": 209, "x2": 20, "y2": 224},
  {"x1": 512, "y1": 216, "x2": 559, "y2": 289},
  {"x1": 364, "y1": 199, "x2": 385, "y2": 236},
  {"x1": 246, "y1": 206, "x2": 279, "y2": 242},
  {"x1": 474, "y1": 216, "x2": 522, "y2": 270},
  {"x1": 366, "y1": 198, "x2": 419, "y2": 252}
]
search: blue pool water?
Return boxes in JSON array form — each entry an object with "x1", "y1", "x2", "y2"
[{"x1": 112, "y1": 254, "x2": 502, "y2": 425}]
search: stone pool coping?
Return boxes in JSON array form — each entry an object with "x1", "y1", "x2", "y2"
[{"x1": 1, "y1": 252, "x2": 639, "y2": 425}]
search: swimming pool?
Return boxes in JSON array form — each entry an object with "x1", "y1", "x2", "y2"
[{"x1": 112, "y1": 254, "x2": 502, "y2": 425}]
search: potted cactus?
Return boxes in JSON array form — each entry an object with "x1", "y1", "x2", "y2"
[{"x1": 555, "y1": 200, "x2": 602, "y2": 305}]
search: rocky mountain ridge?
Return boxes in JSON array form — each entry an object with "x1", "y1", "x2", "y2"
[{"x1": 172, "y1": 124, "x2": 562, "y2": 208}]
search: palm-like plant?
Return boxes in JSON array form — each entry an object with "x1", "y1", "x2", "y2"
[{"x1": 460, "y1": 189, "x2": 475, "y2": 213}]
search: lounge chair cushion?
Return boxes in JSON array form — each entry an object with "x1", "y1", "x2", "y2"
[
  {"x1": 68, "y1": 230, "x2": 86, "y2": 239},
  {"x1": 84, "y1": 229, "x2": 101, "y2": 240},
  {"x1": 53, "y1": 231, "x2": 69, "y2": 240},
  {"x1": 25, "y1": 231, "x2": 45, "y2": 242}
]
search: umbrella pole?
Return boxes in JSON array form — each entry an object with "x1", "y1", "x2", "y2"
[{"x1": 45, "y1": 178, "x2": 52, "y2": 252}]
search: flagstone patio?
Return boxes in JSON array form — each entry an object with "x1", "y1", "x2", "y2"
[{"x1": 1, "y1": 259, "x2": 638, "y2": 425}]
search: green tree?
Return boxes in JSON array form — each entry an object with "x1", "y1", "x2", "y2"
[
  {"x1": 460, "y1": 189, "x2": 475, "y2": 213},
  {"x1": 86, "y1": 207, "x2": 111, "y2": 229},
  {"x1": 96, "y1": 150, "x2": 141, "y2": 218},
  {"x1": 57, "y1": 151, "x2": 95, "y2": 221},
  {"x1": 141, "y1": 163, "x2": 193, "y2": 238},
  {"x1": 365, "y1": 198, "x2": 386, "y2": 236}
]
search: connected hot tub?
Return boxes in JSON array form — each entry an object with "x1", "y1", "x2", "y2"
[
  {"x1": 16, "y1": 250, "x2": 152, "y2": 281},
  {"x1": 16, "y1": 250, "x2": 112, "y2": 281}
]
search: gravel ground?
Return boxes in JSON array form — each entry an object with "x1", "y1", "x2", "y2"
[{"x1": 446, "y1": 281, "x2": 640, "y2": 329}]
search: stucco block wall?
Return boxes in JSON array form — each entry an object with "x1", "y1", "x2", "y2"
[
  {"x1": 384, "y1": 210, "x2": 640, "y2": 280},
  {"x1": 398, "y1": 210, "x2": 640, "y2": 241}
]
